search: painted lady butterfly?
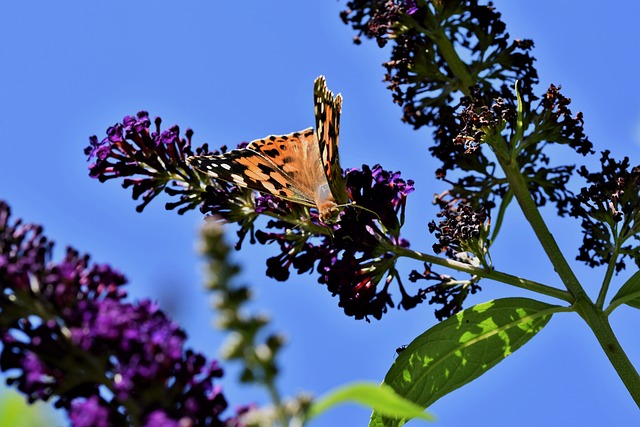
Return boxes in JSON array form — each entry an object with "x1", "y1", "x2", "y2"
[{"x1": 187, "y1": 76, "x2": 349, "y2": 221}]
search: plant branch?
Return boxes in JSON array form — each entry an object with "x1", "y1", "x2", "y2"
[
  {"x1": 596, "y1": 244, "x2": 619, "y2": 309},
  {"x1": 392, "y1": 245, "x2": 572, "y2": 303},
  {"x1": 492, "y1": 146, "x2": 640, "y2": 408},
  {"x1": 495, "y1": 155, "x2": 585, "y2": 302},
  {"x1": 576, "y1": 300, "x2": 640, "y2": 407}
]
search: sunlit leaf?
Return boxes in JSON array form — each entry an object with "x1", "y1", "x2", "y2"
[
  {"x1": 371, "y1": 297, "x2": 561, "y2": 426},
  {"x1": 307, "y1": 381, "x2": 434, "y2": 423},
  {"x1": 608, "y1": 269, "x2": 640, "y2": 313},
  {"x1": 0, "y1": 388, "x2": 59, "y2": 427}
]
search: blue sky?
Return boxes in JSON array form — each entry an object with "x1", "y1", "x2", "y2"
[{"x1": 1, "y1": 1, "x2": 639, "y2": 426}]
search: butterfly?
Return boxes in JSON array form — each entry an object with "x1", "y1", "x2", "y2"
[{"x1": 187, "y1": 76, "x2": 349, "y2": 222}]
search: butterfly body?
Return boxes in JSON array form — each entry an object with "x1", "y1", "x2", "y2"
[{"x1": 188, "y1": 76, "x2": 347, "y2": 222}]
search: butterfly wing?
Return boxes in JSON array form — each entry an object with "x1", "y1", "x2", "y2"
[
  {"x1": 188, "y1": 77, "x2": 348, "y2": 220},
  {"x1": 314, "y1": 76, "x2": 349, "y2": 206},
  {"x1": 187, "y1": 134, "x2": 318, "y2": 206}
]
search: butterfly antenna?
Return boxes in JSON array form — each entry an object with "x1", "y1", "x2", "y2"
[
  {"x1": 337, "y1": 202, "x2": 388, "y2": 234},
  {"x1": 289, "y1": 214, "x2": 327, "y2": 233},
  {"x1": 290, "y1": 218, "x2": 310, "y2": 232},
  {"x1": 337, "y1": 202, "x2": 382, "y2": 222}
]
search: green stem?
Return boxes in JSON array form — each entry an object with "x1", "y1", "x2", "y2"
[
  {"x1": 431, "y1": 30, "x2": 475, "y2": 94},
  {"x1": 596, "y1": 245, "x2": 619, "y2": 309},
  {"x1": 413, "y1": 2, "x2": 640, "y2": 407},
  {"x1": 415, "y1": 6, "x2": 475, "y2": 94},
  {"x1": 576, "y1": 300, "x2": 640, "y2": 407},
  {"x1": 496, "y1": 155, "x2": 586, "y2": 301},
  {"x1": 266, "y1": 381, "x2": 289, "y2": 426},
  {"x1": 489, "y1": 189, "x2": 514, "y2": 244},
  {"x1": 393, "y1": 245, "x2": 572, "y2": 303},
  {"x1": 494, "y1": 153, "x2": 640, "y2": 407}
]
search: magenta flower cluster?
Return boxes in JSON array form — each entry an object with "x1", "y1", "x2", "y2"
[{"x1": 0, "y1": 201, "x2": 243, "y2": 426}]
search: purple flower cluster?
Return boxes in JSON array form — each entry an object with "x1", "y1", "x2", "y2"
[
  {"x1": 340, "y1": 0, "x2": 543, "y2": 225},
  {"x1": 84, "y1": 112, "x2": 262, "y2": 248},
  {"x1": 408, "y1": 263, "x2": 481, "y2": 320},
  {"x1": 570, "y1": 151, "x2": 640, "y2": 272},
  {"x1": 428, "y1": 201, "x2": 489, "y2": 260},
  {"x1": 86, "y1": 113, "x2": 425, "y2": 320},
  {"x1": 423, "y1": 193, "x2": 488, "y2": 319},
  {"x1": 341, "y1": 0, "x2": 537, "y2": 131},
  {"x1": 455, "y1": 89, "x2": 516, "y2": 154},
  {"x1": 255, "y1": 165, "x2": 418, "y2": 320},
  {"x1": 444, "y1": 83, "x2": 594, "y2": 217},
  {"x1": 0, "y1": 201, "x2": 243, "y2": 426},
  {"x1": 404, "y1": 0, "x2": 419, "y2": 15},
  {"x1": 85, "y1": 111, "x2": 207, "y2": 214},
  {"x1": 536, "y1": 84, "x2": 594, "y2": 157},
  {"x1": 340, "y1": 1, "x2": 419, "y2": 46}
]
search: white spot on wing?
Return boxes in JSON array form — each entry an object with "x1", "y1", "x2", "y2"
[{"x1": 230, "y1": 173, "x2": 246, "y2": 186}]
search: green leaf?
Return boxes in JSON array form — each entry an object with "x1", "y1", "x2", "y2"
[
  {"x1": 307, "y1": 381, "x2": 434, "y2": 423},
  {"x1": 372, "y1": 297, "x2": 561, "y2": 426},
  {"x1": 512, "y1": 79, "x2": 525, "y2": 149},
  {"x1": 0, "y1": 387, "x2": 60, "y2": 427},
  {"x1": 607, "y1": 269, "x2": 640, "y2": 314}
]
